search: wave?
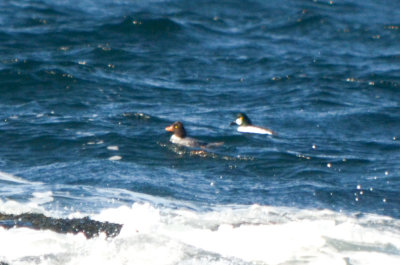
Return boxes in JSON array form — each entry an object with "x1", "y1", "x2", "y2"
[
  {"x1": 1, "y1": 199, "x2": 400, "y2": 265},
  {"x1": 0, "y1": 171, "x2": 32, "y2": 184}
]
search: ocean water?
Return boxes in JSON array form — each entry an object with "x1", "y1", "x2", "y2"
[{"x1": 1, "y1": 0, "x2": 400, "y2": 264}]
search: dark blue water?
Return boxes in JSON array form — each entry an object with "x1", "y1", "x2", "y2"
[
  {"x1": 1, "y1": 0, "x2": 400, "y2": 242},
  {"x1": 2, "y1": 1, "x2": 400, "y2": 263}
]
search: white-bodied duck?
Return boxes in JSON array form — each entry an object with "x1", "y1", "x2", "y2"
[{"x1": 230, "y1": 113, "x2": 276, "y2": 135}]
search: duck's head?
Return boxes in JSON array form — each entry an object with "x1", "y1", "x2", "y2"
[
  {"x1": 165, "y1": 121, "x2": 187, "y2": 138},
  {"x1": 230, "y1": 113, "x2": 252, "y2": 126}
]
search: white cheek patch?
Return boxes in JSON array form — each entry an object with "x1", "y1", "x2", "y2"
[{"x1": 236, "y1": 118, "x2": 243, "y2": 125}]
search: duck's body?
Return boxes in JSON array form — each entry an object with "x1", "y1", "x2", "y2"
[
  {"x1": 237, "y1": 124, "x2": 274, "y2": 135},
  {"x1": 231, "y1": 113, "x2": 275, "y2": 135},
  {"x1": 166, "y1": 121, "x2": 221, "y2": 148},
  {"x1": 169, "y1": 134, "x2": 204, "y2": 148}
]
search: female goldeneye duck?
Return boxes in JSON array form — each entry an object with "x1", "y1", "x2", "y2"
[
  {"x1": 165, "y1": 121, "x2": 223, "y2": 148},
  {"x1": 165, "y1": 121, "x2": 206, "y2": 148},
  {"x1": 230, "y1": 113, "x2": 276, "y2": 135}
]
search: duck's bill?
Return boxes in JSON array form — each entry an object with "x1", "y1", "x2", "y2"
[
  {"x1": 230, "y1": 121, "x2": 237, "y2": 126},
  {"x1": 165, "y1": 125, "x2": 174, "y2": 132}
]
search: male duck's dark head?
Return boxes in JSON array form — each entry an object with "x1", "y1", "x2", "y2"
[
  {"x1": 230, "y1": 113, "x2": 252, "y2": 126},
  {"x1": 165, "y1": 121, "x2": 187, "y2": 138}
]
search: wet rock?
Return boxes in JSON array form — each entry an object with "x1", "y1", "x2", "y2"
[{"x1": 0, "y1": 212, "x2": 122, "y2": 239}]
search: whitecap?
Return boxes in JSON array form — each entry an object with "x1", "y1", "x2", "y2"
[
  {"x1": 108, "y1": 156, "x2": 122, "y2": 161},
  {"x1": 0, "y1": 171, "x2": 32, "y2": 184},
  {"x1": 1, "y1": 200, "x2": 400, "y2": 265},
  {"x1": 107, "y1": 146, "x2": 119, "y2": 151}
]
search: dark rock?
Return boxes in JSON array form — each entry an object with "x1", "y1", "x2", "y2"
[{"x1": 0, "y1": 212, "x2": 122, "y2": 239}]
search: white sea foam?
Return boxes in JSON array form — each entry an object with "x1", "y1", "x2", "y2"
[
  {"x1": 31, "y1": 191, "x2": 54, "y2": 205},
  {"x1": 0, "y1": 171, "x2": 32, "y2": 184},
  {"x1": 107, "y1": 146, "x2": 119, "y2": 151},
  {"x1": 0, "y1": 199, "x2": 400, "y2": 265},
  {"x1": 108, "y1": 156, "x2": 122, "y2": 161},
  {"x1": 0, "y1": 171, "x2": 44, "y2": 186},
  {"x1": 0, "y1": 199, "x2": 47, "y2": 215}
]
